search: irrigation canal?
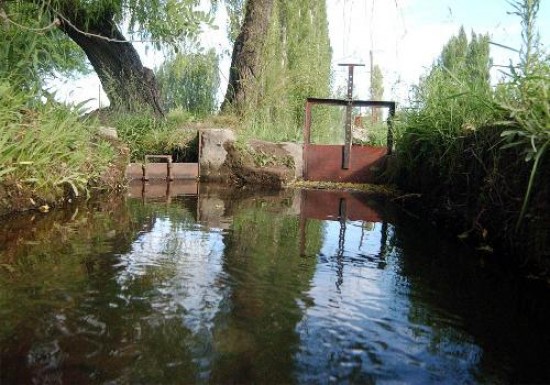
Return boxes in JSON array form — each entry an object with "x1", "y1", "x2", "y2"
[{"x1": 1, "y1": 183, "x2": 549, "y2": 384}]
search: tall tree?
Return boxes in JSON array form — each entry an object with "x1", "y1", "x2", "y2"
[
  {"x1": 221, "y1": 0, "x2": 332, "y2": 141},
  {"x1": 57, "y1": 7, "x2": 164, "y2": 115},
  {"x1": 2, "y1": 0, "x2": 208, "y2": 115},
  {"x1": 221, "y1": 0, "x2": 275, "y2": 112},
  {"x1": 371, "y1": 64, "x2": 384, "y2": 122},
  {"x1": 156, "y1": 49, "x2": 220, "y2": 116}
]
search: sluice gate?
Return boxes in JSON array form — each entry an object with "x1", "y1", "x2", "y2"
[
  {"x1": 303, "y1": 63, "x2": 396, "y2": 184},
  {"x1": 303, "y1": 97, "x2": 396, "y2": 183},
  {"x1": 124, "y1": 63, "x2": 396, "y2": 184}
]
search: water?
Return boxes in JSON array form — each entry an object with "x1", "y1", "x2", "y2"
[{"x1": 1, "y1": 184, "x2": 549, "y2": 384}]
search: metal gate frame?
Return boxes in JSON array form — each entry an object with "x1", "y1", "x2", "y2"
[{"x1": 303, "y1": 98, "x2": 396, "y2": 182}]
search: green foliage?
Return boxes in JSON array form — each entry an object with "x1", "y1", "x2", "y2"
[
  {"x1": 0, "y1": 80, "x2": 115, "y2": 198},
  {"x1": 309, "y1": 105, "x2": 345, "y2": 144},
  {"x1": 0, "y1": 2, "x2": 88, "y2": 92},
  {"x1": 211, "y1": 0, "x2": 245, "y2": 41},
  {"x1": 1, "y1": 0, "x2": 211, "y2": 98},
  {"x1": 371, "y1": 65, "x2": 384, "y2": 123},
  {"x1": 238, "y1": 0, "x2": 332, "y2": 142},
  {"x1": 497, "y1": 0, "x2": 549, "y2": 228},
  {"x1": 372, "y1": 65, "x2": 384, "y2": 100},
  {"x1": 49, "y1": 0, "x2": 210, "y2": 47},
  {"x1": 156, "y1": 49, "x2": 220, "y2": 117},
  {"x1": 398, "y1": 27, "x2": 498, "y2": 182},
  {"x1": 395, "y1": 0, "x2": 549, "y2": 246},
  {"x1": 112, "y1": 111, "x2": 197, "y2": 162}
]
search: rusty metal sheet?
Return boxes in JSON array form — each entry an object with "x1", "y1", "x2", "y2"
[
  {"x1": 127, "y1": 180, "x2": 198, "y2": 199},
  {"x1": 304, "y1": 144, "x2": 387, "y2": 183},
  {"x1": 125, "y1": 163, "x2": 199, "y2": 180},
  {"x1": 300, "y1": 189, "x2": 382, "y2": 222}
]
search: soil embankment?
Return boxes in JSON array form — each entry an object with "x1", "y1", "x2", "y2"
[
  {"x1": 0, "y1": 129, "x2": 129, "y2": 217},
  {"x1": 394, "y1": 126, "x2": 550, "y2": 279}
]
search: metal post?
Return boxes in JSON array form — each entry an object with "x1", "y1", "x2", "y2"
[
  {"x1": 304, "y1": 100, "x2": 312, "y2": 145},
  {"x1": 338, "y1": 63, "x2": 364, "y2": 170}
]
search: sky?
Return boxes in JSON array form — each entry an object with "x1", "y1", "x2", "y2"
[
  {"x1": 52, "y1": 0, "x2": 550, "y2": 110},
  {"x1": 327, "y1": 0, "x2": 550, "y2": 102}
]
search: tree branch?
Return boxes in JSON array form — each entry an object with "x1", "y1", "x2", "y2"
[{"x1": 0, "y1": 2, "x2": 59, "y2": 32}]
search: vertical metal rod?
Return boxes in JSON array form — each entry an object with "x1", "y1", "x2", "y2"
[
  {"x1": 343, "y1": 66, "x2": 354, "y2": 170},
  {"x1": 304, "y1": 100, "x2": 312, "y2": 145},
  {"x1": 338, "y1": 63, "x2": 364, "y2": 170},
  {"x1": 303, "y1": 101, "x2": 313, "y2": 180}
]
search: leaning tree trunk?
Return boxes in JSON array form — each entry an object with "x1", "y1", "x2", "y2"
[
  {"x1": 59, "y1": 11, "x2": 164, "y2": 116},
  {"x1": 221, "y1": 0, "x2": 274, "y2": 113}
]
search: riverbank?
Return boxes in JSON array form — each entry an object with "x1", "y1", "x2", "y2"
[
  {"x1": 0, "y1": 82, "x2": 130, "y2": 217},
  {"x1": 393, "y1": 124, "x2": 550, "y2": 281}
]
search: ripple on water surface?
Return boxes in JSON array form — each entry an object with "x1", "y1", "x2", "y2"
[{"x1": 1, "y1": 191, "x2": 549, "y2": 384}]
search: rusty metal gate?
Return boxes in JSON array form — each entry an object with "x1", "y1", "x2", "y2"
[
  {"x1": 303, "y1": 64, "x2": 396, "y2": 183},
  {"x1": 303, "y1": 98, "x2": 396, "y2": 183}
]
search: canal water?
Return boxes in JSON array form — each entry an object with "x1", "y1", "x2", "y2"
[{"x1": 1, "y1": 183, "x2": 549, "y2": 384}]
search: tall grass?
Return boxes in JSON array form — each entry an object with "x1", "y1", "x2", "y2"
[
  {"x1": 497, "y1": 0, "x2": 550, "y2": 229},
  {"x1": 0, "y1": 80, "x2": 115, "y2": 199},
  {"x1": 394, "y1": 0, "x2": 549, "y2": 264},
  {"x1": 397, "y1": 28, "x2": 498, "y2": 179},
  {"x1": 112, "y1": 110, "x2": 198, "y2": 162}
]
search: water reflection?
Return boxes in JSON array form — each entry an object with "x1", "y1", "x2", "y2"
[{"x1": 0, "y1": 184, "x2": 549, "y2": 384}]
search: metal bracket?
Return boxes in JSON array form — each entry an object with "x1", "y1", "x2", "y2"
[{"x1": 142, "y1": 155, "x2": 174, "y2": 181}]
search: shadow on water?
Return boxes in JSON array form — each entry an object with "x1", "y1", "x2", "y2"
[{"x1": 0, "y1": 182, "x2": 549, "y2": 384}]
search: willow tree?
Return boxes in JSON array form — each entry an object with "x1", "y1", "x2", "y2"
[
  {"x1": 157, "y1": 49, "x2": 220, "y2": 116},
  {"x1": 1, "y1": 0, "x2": 209, "y2": 115},
  {"x1": 222, "y1": 0, "x2": 332, "y2": 140},
  {"x1": 221, "y1": 0, "x2": 274, "y2": 112}
]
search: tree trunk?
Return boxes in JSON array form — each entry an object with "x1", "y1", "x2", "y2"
[
  {"x1": 0, "y1": 0, "x2": 8, "y2": 29},
  {"x1": 59, "y1": 10, "x2": 164, "y2": 116},
  {"x1": 221, "y1": 0, "x2": 274, "y2": 113}
]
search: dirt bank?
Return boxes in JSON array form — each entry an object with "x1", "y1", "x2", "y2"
[
  {"x1": 0, "y1": 134, "x2": 129, "y2": 218},
  {"x1": 394, "y1": 126, "x2": 550, "y2": 280}
]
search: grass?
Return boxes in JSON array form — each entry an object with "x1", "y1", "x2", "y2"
[
  {"x1": 497, "y1": 0, "x2": 550, "y2": 229},
  {"x1": 109, "y1": 109, "x2": 199, "y2": 162},
  {"x1": 390, "y1": 0, "x2": 550, "y2": 273},
  {"x1": 0, "y1": 80, "x2": 115, "y2": 200}
]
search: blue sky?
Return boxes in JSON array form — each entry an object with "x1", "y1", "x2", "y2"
[
  {"x1": 53, "y1": 0, "x2": 550, "y2": 109},
  {"x1": 328, "y1": 0, "x2": 550, "y2": 102}
]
